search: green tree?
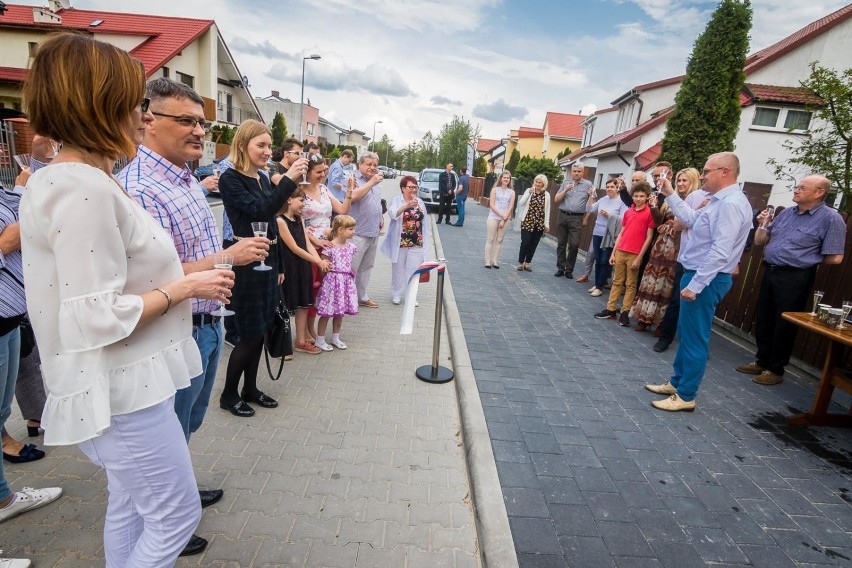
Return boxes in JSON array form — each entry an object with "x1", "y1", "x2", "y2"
[
  {"x1": 328, "y1": 146, "x2": 342, "y2": 160},
  {"x1": 514, "y1": 156, "x2": 564, "y2": 190},
  {"x1": 210, "y1": 124, "x2": 235, "y2": 145},
  {"x1": 505, "y1": 148, "x2": 520, "y2": 173},
  {"x1": 436, "y1": 115, "x2": 481, "y2": 170},
  {"x1": 270, "y1": 112, "x2": 287, "y2": 147},
  {"x1": 473, "y1": 156, "x2": 488, "y2": 177},
  {"x1": 768, "y1": 63, "x2": 852, "y2": 213},
  {"x1": 659, "y1": 0, "x2": 752, "y2": 169}
]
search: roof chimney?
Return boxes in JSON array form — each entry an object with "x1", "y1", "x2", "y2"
[
  {"x1": 47, "y1": 0, "x2": 71, "y2": 12},
  {"x1": 271, "y1": 90, "x2": 279, "y2": 98},
  {"x1": 33, "y1": 6, "x2": 61, "y2": 24}
]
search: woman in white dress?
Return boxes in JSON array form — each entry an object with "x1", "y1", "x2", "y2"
[
  {"x1": 20, "y1": 33, "x2": 233, "y2": 567},
  {"x1": 485, "y1": 170, "x2": 517, "y2": 268},
  {"x1": 380, "y1": 175, "x2": 431, "y2": 304}
]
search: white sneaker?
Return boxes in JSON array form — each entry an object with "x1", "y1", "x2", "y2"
[
  {"x1": 0, "y1": 487, "x2": 62, "y2": 523},
  {"x1": 392, "y1": 298, "x2": 401, "y2": 305},
  {"x1": 590, "y1": 288, "x2": 603, "y2": 297},
  {"x1": 331, "y1": 338, "x2": 347, "y2": 350},
  {"x1": 588, "y1": 286, "x2": 597, "y2": 293},
  {"x1": 415, "y1": 301, "x2": 419, "y2": 307},
  {"x1": 0, "y1": 555, "x2": 32, "y2": 568}
]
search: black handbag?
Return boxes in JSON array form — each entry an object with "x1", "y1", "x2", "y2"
[
  {"x1": 19, "y1": 315, "x2": 36, "y2": 359},
  {"x1": 264, "y1": 289, "x2": 292, "y2": 380}
]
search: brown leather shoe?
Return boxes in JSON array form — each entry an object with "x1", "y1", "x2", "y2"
[
  {"x1": 651, "y1": 394, "x2": 696, "y2": 412},
  {"x1": 358, "y1": 300, "x2": 379, "y2": 308},
  {"x1": 736, "y1": 362, "x2": 765, "y2": 375},
  {"x1": 753, "y1": 370, "x2": 782, "y2": 385}
]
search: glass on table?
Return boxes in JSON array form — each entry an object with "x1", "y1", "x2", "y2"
[
  {"x1": 251, "y1": 222, "x2": 273, "y2": 271},
  {"x1": 839, "y1": 300, "x2": 852, "y2": 330},
  {"x1": 810, "y1": 290, "x2": 824, "y2": 317},
  {"x1": 210, "y1": 252, "x2": 234, "y2": 316}
]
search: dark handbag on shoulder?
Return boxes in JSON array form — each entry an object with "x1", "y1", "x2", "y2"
[
  {"x1": 263, "y1": 289, "x2": 292, "y2": 380},
  {"x1": 19, "y1": 315, "x2": 36, "y2": 359}
]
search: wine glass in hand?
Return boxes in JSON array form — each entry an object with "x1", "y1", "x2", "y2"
[
  {"x1": 299, "y1": 152, "x2": 310, "y2": 185},
  {"x1": 251, "y1": 222, "x2": 273, "y2": 271},
  {"x1": 211, "y1": 252, "x2": 235, "y2": 316},
  {"x1": 760, "y1": 205, "x2": 775, "y2": 229}
]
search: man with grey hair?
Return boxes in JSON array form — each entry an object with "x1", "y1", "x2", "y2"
[
  {"x1": 349, "y1": 151, "x2": 385, "y2": 308},
  {"x1": 554, "y1": 162, "x2": 593, "y2": 278},
  {"x1": 120, "y1": 77, "x2": 271, "y2": 557}
]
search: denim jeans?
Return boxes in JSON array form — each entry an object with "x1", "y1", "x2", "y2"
[
  {"x1": 670, "y1": 271, "x2": 732, "y2": 401},
  {"x1": 455, "y1": 196, "x2": 466, "y2": 225},
  {"x1": 592, "y1": 235, "x2": 613, "y2": 290},
  {"x1": 0, "y1": 327, "x2": 21, "y2": 502},
  {"x1": 174, "y1": 322, "x2": 222, "y2": 442}
]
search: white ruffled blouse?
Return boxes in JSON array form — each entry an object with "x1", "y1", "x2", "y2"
[{"x1": 20, "y1": 163, "x2": 202, "y2": 446}]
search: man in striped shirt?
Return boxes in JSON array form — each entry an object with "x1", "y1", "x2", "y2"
[{"x1": 120, "y1": 78, "x2": 269, "y2": 557}]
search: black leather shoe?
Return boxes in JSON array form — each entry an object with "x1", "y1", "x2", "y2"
[
  {"x1": 241, "y1": 391, "x2": 278, "y2": 408},
  {"x1": 199, "y1": 489, "x2": 223, "y2": 508},
  {"x1": 179, "y1": 534, "x2": 208, "y2": 557},
  {"x1": 219, "y1": 399, "x2": 255, "y2": 417},
  {"x1": 554, "y1": 271, "x2": 564, "y2": 277},
  {"x1": 653, "y1": 338, "x2": 671, "y2": 353}
]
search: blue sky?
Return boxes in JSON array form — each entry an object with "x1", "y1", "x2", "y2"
[{"x1": 61, "y1": 0, "x2": 852, "y2": 144}]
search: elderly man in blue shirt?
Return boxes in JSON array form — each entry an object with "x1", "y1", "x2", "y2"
[
  {"x1": 736, "y1": 175, "x2": 846, "y2": 385},
  {"x1": 645, "y1": 152, "x2": 753, "y2": 412}
]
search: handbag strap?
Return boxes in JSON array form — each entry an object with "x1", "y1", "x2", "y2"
[{"x1": 264, "y1": 345, "x2": 285, "y2": 381}]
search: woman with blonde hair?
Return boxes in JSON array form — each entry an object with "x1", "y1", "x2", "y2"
[
  {"x1": 20, "y1": 32, "x2": 233, "y2": 566},
  {"x1": 485, "y1": 170, "x2": 516, "y2": 268},
  {"x1": 218, "y1": 119, "x2": 306, "y2": 417},
  {"x1": 629, "y1": 167, "x2": 701, "y2": 331},
  {"x1": 514, "y1": 173, "x2": 551, "y2": 271}
]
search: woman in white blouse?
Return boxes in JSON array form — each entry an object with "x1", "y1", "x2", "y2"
[
  {"x1": 485, "y1": 170, "x2": 517, "y2": 268},
  {"x1": 380, "y1": 175, "x2": 431, "y2": 304},
  {"x1": 20, "y1": 33, "x2": 233, "y2": 567}
]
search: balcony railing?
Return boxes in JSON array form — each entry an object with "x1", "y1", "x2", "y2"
[{"x1": 216, "y1": 104, "x2": 260, "y2": 125}]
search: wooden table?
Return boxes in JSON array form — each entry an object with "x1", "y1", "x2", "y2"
[{"x1": 782, "y1": 311, "x2": 852, "y2": 426}]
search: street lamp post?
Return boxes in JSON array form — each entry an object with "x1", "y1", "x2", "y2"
[
  {"x1": 385, "y1": 139, "x2": 391, "y2": 166},
  {"x1": 299, "y1": 54, "x2": 321, "y2": 142},
  {"x1": 372, "y1": 120, "x2": 382, "y2": 153}
]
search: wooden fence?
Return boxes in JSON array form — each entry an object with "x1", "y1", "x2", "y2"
[{"x1": 473, "y1": 182, "x2": 851, "y2": 371}]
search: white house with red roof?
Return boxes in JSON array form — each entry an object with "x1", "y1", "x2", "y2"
[
  {"x1": 0, "y1": 1, "x2": 260, "y2": 145},
  {"x1": 563, "y1": 3, "x2": 852, "y2": 208}
]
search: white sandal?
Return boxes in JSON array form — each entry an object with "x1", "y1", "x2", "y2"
[{"x1": 331, "y1": 338, "x2": 348, "y2": 349}]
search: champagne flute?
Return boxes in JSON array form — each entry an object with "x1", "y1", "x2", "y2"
[
  {"x1": 251, "y1": 222, "x2": 272, "y2": 271},
  {"x1": 13, "y1": 154, "x2": 31, "y2": 172},
  {"x1": 760, "y1": 205, "x2": 775, "y2": 229},
  {"x1": 213, "y1": 165, "x2": 221, "y2": 179},
  {"x1": 299, "y1": 152, "x2": 310, "y2": 185},
  {"x1": 810, "y1": 290, "x2": 824, "y2": 316},
  {"x1": 210, "y1": 252, "x2": 235, "y2": 316},
  {"x1": 839, "y1": 300, "x2": 852, "y2": 330}
]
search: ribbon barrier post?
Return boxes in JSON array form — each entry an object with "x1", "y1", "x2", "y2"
[{"x1": 400, "y1": 259, "x2": 454, "y2": 384}]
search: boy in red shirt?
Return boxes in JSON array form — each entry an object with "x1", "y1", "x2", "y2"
[{"x1": 595, "y1": 181, "x2": 655, "y2": 326}]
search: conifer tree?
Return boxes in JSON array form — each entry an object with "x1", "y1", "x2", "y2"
[
  {"x1": 271, "y1": 112, "x2": 287, "y2": 147},
  {"x1": 659, "y1": 0, "x2": 753, "y2": 169}
]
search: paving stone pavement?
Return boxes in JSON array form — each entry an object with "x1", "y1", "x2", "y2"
[
  {"x1": 437, "y1": 200, "x2": 852, "y2": 568},
  {"x1": 0, "y1": 180, "x2": 480, "y2": 567}
]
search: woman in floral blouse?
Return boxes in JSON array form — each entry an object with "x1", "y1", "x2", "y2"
[
  {"x1": 514, "y1": 174, "x2": 551, "y2": 271},
  {"x1": 380, "y1": 175, "x2": 431, "y2": 304}
]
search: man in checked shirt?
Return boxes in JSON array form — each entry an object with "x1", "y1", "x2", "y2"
[{"x1": 119, "y1": 78, "x2": 269, "y2": 557}]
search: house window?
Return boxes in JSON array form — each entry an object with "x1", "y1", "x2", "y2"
[
  {"x1": 28, "y1": 42, "x2": 38, "y2": 57},
  {"x1": 176, "y1": 72, "x2": 194, "y2": 88},
  {"x1": 751, "y1": 106, "x2": 813, "y2": 132},
  {"x1": 162, "y1": 66, "x2": 169, "y2": 78},
  {"x1": 307, "y1": 122, "x2": 315, "y2": 136}
]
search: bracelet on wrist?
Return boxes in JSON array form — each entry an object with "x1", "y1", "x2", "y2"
[{"x1": 154, "y1": 287, "x2": 172, "y2": 315}]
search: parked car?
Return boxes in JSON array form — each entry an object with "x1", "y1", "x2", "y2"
[
  {"x1": 378, "y1": 165, "x2": 396, "y2": 179},
  {"x1": 418, "y1": 168, "x2": 455, "y2": 212}
]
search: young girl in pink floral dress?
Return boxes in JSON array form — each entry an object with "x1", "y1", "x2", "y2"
[{"x1": 314, "y1": 215, "x2": 359, "y2": 350}]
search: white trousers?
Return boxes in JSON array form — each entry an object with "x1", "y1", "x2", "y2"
[
  {"x1": 485, "y1": 218, "x2": 508, "y2": 265},
  {"x1": 79, "y1": 398, "x2": 200, "y2": 568},
  {"x1": 391, "y1": 246, "x2": 425, "y2": 300},
  {"x1": 352, "y1": 235, "x2": 379, "y2": 302}
]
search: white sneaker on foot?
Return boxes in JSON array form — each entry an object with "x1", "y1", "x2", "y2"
[
  {"x1": 0, "y1": 554, "x2": 32, "y2": 568},
  {"x1": 331, "y1": 338, "x2": 347, "y2": 349},
  {"x1": 392, "y1": 298, "x2": 401, "y2": 305},
  {"x1": 0, "y1": 487, "x2": 62, "y2": 523}
]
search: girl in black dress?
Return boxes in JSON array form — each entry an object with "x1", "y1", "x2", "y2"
[
  {"x1": 218, "y1": 120, "x2": 306, "y2": 417},
  {"x1": 277, "y1": 188, "x2": 332, "y2": 355}
]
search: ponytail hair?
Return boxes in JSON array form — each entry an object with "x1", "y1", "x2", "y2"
[{"x1": 330, "y1": 214, "x2": 356, "y2": 239}]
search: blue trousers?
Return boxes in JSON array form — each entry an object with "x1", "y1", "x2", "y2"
[
  {"x1": 592, "y1": 235, "x2": 613, "y2": 290},
  {"x1": 670, "y1": 271, "x2": 732, "y2": 402},
  {"x1": 0, "y1": 327, "x2": 20, "y2": 502},
  {"x1": 455, "y1": 196, "x2": 466, "y2": 226},
  {"x1": 174, "y1": 322, "x2": 222, "y2": 442}
]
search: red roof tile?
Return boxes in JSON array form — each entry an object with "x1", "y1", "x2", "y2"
[
  {"x1": 634, "y1": 142, "x2": 663, "y2": 171},
  {"x1": 744, "y1": 3, "x2": 852, "y2": 74},
  {"x1": 544, "y1": 112, "x2": 584, "y2": 139},
  {"x1": 477, "y1": 138, "x2": 501, "y2": 153},
  {"x1": 517, "y1": 126, "x2": 543, "y2": 138},
  {"x1": 742, "y1": 83, "x2": 823, "y2": 106},
  {"x1": 0, "y1": 4, "x2": 213, "y2": 76},
  {"x1": 0, "y1": 67, "x2": 27, "y2": 82}
]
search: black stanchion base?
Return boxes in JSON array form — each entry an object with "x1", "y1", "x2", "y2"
[{"x1": 415, "y1": 365, "x2": 454, "y2": 384}]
